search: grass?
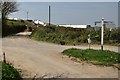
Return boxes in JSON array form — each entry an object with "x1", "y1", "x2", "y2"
[
  {"x1": 62, "y1": 48, "x2": 120, "y2": 66},
  {"x1": 2, "y1": 62, "x2": 21, "y2": 79}
]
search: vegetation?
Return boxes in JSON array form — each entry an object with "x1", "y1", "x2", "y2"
[
  {"x1": 0, "y1": 1, "x2": 18, "y2": 20},
  {"x1": 31, "y1": 25, "x2": 119, "y2": 46},
  {"x1": 1, "y1": 1, "x2": 18, "y2": 27},
  {"x1": 2, "y1": 22, "x2": 27, "y2": 37},
  {"x1": 0, "y1": 1, "x2": 26, "y2": 37},
  {"x1": 7, "y1": 19, "x2": 33, "y2": 27},
  {"x1": 2, "y1": 62, "x2": 21, "y2": 79},
  {"x1": 31, "y1": 25, "x2": 86, "y2": 45},
  {"x1": 2, "y1": 19, "x2": 33, "y2": 37},
  {"x1": 0, "y1": 1, "x2": 31, "y2": 37},
  {"x1": 62, "y1": 48, "x2": 120, "y2": 66}
]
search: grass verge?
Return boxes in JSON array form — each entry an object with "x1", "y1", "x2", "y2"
[
  {"x1": 62, "y1": 48, "x2": 120, "y2": 66},
  {"x1": 2, "y1": 62, "x2": 21, "y2": 79}
]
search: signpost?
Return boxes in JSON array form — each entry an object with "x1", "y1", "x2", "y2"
[
  {"x1": 101, "y1": 18, "x2": 104, "y2": 51},
  {"x1": 95, "y1": 18, "x2": 114, "y2": 51}
]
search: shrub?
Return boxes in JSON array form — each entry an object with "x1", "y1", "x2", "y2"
[
  {"x1": 2, "y1": 24, "x2": 27, "y2": 37},
  {"x1": 2, "y1": 62, "x2": 21, "y2": 79},
  {"x1": 31, "y1": 25, "x2": 119, "y2": 45},
  {"x1": 60, "y1": 40, "x2": 65, "y2": 45}
]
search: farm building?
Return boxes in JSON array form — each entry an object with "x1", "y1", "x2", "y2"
[
  {"x1": 8, "y1": 17, "x2": 18, "y2": 20},
  {"x1": 58, "y1": 24, "x2": 91, "y2": 28},
  {"x1": 34, "y1": 20, "x2": 46, "y2": 26}
]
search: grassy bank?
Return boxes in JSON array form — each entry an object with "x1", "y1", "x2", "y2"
[
  {"x1": 2, "y1": 62, "x2": 21, "y2": 79},
  {"x1": 62, "y1": 48, "x2": 120, "y2": 66},
  {"x1": 2, "y1": 19, "x2": 33, "y2": 37},
  {"x1": 31, "y1": 25, "x2": 119, "y2": 46}
]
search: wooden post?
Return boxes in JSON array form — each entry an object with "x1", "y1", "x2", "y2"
[
  {"x1": 88, "y1": 34, "x2": 91, "y2": 49},
  {"x1": 3, "y1": 52, "x2": 6, "y2": 63}
]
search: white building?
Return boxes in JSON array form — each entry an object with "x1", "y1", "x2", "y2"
[
  {"x1": 8, "y1": 17, "x2": 14, "y2": 20},
  {"x1": 8, "y1": 17, "x2": 19, "y2": 20},
  {"x1": 34, "y1": 20, "x2": 46, "y2": 26},
  {"x1": 59, "y1": 24, "x2": 90, "y2": 28},
  {"x1": 13, "y1": 18, "x2": 18, "y2": 20}
]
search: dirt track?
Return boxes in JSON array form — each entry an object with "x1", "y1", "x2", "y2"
[{"x1": 2, "y1": 32, "x2": 119, "y2": 78}]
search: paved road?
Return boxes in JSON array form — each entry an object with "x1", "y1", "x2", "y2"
[{"x1": 2, "y1": 32, "x2": 119, "y2": 78}]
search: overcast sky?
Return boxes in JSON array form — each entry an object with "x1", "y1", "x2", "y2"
[{"x1": 9, "y1": 2, "x2": 118, "y2": 26}]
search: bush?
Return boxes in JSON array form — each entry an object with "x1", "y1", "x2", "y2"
[
  {"x1": 2, "y1": 62, "x2": 21, "y2": 79},
  {"x1": 31, "y1": 25, "x2": 119, "y2": 45},
  {"x1": 2, "y1": 24, "x2": 27, "y2": 37},
  {"x1": 60, "y1": 41, "x2": 65, "y2": 45},
  {"x1": 31, "y1": 25, "x2": 88, "y2": 45}
]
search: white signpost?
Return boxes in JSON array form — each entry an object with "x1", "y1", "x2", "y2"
[{"x1": 101, "y1": 18, "x2": 104, "y2": 51}]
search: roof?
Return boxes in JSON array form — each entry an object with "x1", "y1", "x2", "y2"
[{"x1": 59, "y1": 25, "x2": 88, "y2": 28}]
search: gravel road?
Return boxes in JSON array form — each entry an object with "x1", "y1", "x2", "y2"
[{"x1": 1, "y1": 32, "x2": 119, "y2": 78}]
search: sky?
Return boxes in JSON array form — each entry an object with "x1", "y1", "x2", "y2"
[
  {"x1": 9, "y1": 2, "x2": 118, "y2": 26},
  {"x1": 17, "y1": 0, "x2": 120, "y2": 2}
]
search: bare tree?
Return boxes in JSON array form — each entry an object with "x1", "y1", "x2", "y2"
[
  {"x1": 0, "y1": 0, "x2": 18, "y2": 37},
  {"x1": 0, "y1": 0, "x2": 18, "y2": 22}
]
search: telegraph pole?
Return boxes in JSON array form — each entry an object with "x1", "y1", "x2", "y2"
[
  {"x1": 101, "y1": 18, "x2": 104, "y2": 51},
  {"x1": 27, "y1": 11, "x2": 29, "y2": 20},
  {"x1": 48, "y1": 5, "x2": 51, "y2": 25}
]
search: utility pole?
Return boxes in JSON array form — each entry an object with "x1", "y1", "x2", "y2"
[
  {"x1": 101, "y1": 18, "x2": 104, "y2": 51},
  {"x1": 27, "y1": 11, "x2": 28, "y2": 20},
  {"x1": 48, "y1": 5, "x2": 51, "y2": 25}
]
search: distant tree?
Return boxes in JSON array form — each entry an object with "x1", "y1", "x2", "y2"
[{"x1": 0, "y1": 0, "x2": 18, "y2": 25}]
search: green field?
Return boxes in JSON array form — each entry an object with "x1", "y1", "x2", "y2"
[{"x1": 62, "y1": 48, "x2": 120, "y2": 66}]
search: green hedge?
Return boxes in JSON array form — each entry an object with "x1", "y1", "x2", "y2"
[
  {"x1": 31, "y1": 25, "x2": 88, "y2": 45},
  {"x1": 31, "y1": 25, "x2": 119, "y2": 45},
  {"x1": 2, "y1": 24, "x2": 27, "y2": 37}
]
